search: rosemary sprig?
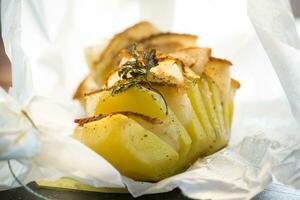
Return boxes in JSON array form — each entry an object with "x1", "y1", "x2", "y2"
[{"x1": 111, "y1": 43, "x2": 168, "y2": 115}]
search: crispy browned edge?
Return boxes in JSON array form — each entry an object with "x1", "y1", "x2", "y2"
[
  {"x1": 75, "y1": 111, "x2": 163, "y2": 126},
  {"x1": 209, "y1": 57, "x2": 232, "y2": 66},
  {"x1": 168, "y1": 47, "x2": 212, "y2": 75},
  {"x1": 206, "y1": 57, "x2": 240, "y2": 89},
  {"x1": 139, "y1": 32, "x2": 198, "y2": 43},
  {"x1": 175, "y1": 46, "x2": 210, "y2": 52},
  {"x1": 93, "y1": 21, "x2": 159, "y2": 66},
  {"x1": 73, "y1": 74, "x2": 98, "y2": 100},
  {"x1": 231, "y1": 78, "x2": 240, "y2": 89},
  {"x1": 172, "y1": 46, "x2": 212, "y2": 57},
  {"x1": 208, "y1": 57, "x2": 240, "y2": 89}
]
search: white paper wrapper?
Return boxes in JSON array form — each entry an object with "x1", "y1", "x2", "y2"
[{"x1": 0, "y1": 0, "x2": 300, "y2": 199}]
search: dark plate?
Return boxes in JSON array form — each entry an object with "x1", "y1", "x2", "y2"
[{"x1": 2, "y1": 182, "x2": 300, "y2": 200}]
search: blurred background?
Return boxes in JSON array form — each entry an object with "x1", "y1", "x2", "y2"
[{"x1": 0, "y1": 0, "x2": 299, "y2": 92}]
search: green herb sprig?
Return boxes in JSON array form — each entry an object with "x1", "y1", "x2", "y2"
[{"x1": 111, "y1": 43, "x2": 168, "y2": 115}]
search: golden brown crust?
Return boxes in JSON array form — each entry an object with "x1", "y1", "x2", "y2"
[
  {"x1": 84, "y1": 87, "x2": 111, "y2": 97},
  {"x1": 73, "y1": 74, "x2": 99, "y2": 105},
  {"x1": 139, "y1": 32, "x2": 198, "y2": 43},
  {"x1": 202, "y1": 57, "x2": 232, "y2": 99},
  {"x1": 89, "y1": 21, "x2": 160, "y2": 85},
  {"x1": 75, "y1": 111, "x2": 163, "y2": 126},
  {"x1": 103, "y1": 66, "x2": 122, "y2": 87},
  {"x1": 138, "y1": 33, "x2": 198, "y2": 53},
  {"x1": 231, "y1": 78, "x2": 240, "y2": 89},
  {"x1": 93, "y1": 21, "x2": 160, "y2": 67},
  {"x1": 168, "y1": 47, "x2": 211, "y2": 74},
  {"x1": 176, "y1": 46, "x2": 207, "y2": 51},
  {"x1": 209, "y1": 57, "x2": 232, "y2": 66},
  {"x1": 157, "y1": 56, "x2": 186, "y2": 72}
]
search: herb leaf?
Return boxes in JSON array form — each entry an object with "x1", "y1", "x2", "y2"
[
  {"x1": 111, "y1": 78, "x2": 138, "y2": 96},
  {"x1": 143, "y1": 49, "x2": 158, "y2": 70},
  {"x1": 111, "y1": 43, "x2": 168, "y2": 115}
]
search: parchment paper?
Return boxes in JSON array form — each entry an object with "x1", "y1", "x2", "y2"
[{"x1": 0, "y1": 0, "x2": 299, "y2": 199}]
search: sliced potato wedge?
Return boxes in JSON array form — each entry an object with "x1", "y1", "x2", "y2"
[
  {"x1": 154, "y1": 86, "x2": 210, "y2": 166},
  {"x1": 132, "y1": 109, "x2": 191, "y2": 173},
  {"x1": 75, "y1": 114, "x2": 179, "y2": 181},
  {"x1": 86, "y1": 86, "x2": 167, "y2": 120},
  {"x1": 198, "y1": 75, "x2": 232, "y2": 154},
  {"x1": 186, "y1": 80, "x2": 216, "y2": 144}
]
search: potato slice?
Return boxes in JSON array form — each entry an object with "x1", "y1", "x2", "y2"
[
  {"x1": 86, "y1": 86, "x2": 167, "y2": 119},
  {"x1": 89, "y1": 22, "x2": 160, "y2": 85},
  {"x1": 208, "y1": 78, "x2": 229, "y2": 152},
  {"x1": 197, "y1": 76, "x2": 230, "y2": 154},
  {"x1": 231, "y1": 78, "x2": 241, "y2": 90},
  {"x1": 138, "y1": 33, "x2": 198, "y2": 53},
  {"x1": 228, "y1": 95, "x2": 234, "y2": 126},
  {"x1": 132, "y1": 109, "x2": 191, "y2": 172},
  {"x1": 203, "y1": 57, "x2": 232, "y2": 100},
  {"x1": 183, "y1": 109, "x2": 209, "y2": 164},
  {"x1": 75, "y1": 114, "x2": 179, "y2": 181},
  {"x1": 208, "y1": 79, "x2": 227, "y2": 135},
  {"x1": 150, "y1": 57, "x2": 185, "y2": 84},
  {"x1": 224, "y1": 83, "x2": 238, "y2": 130},
  {"x1": 73, "y1": 74, "x2": 99, "y2": 106},
  {"x1": 223, "y1": 95, "x2": 233, "y2": 132},
  {"x1": 186, "y1": 80, "x2": 216, "y2": 144},
  {"x1": 155, "y1": 86, "x2": 210, "y2": 166},
  {"x1": 169, "y1": 47, "x2": 211, "y2": 75},
  {"x1": 105, "y1": 57, "x2": 185, "y2": 88}
]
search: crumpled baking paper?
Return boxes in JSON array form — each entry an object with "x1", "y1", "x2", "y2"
[{"x1": 0, "y1": 0, "x2": 299, "y2": 199}]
